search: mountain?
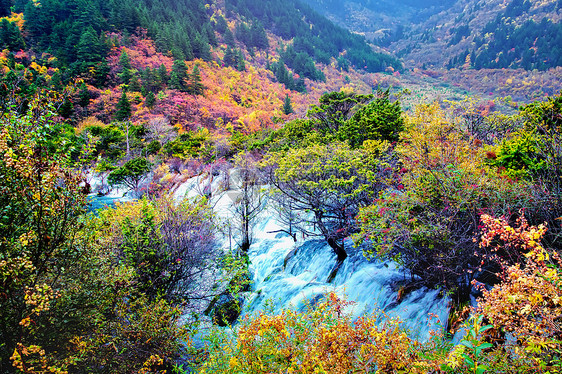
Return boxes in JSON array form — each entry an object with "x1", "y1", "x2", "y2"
[
  {"x1": 301, "y1": 0, "x2": 458, "y2": 41},
  {"x1": 303, "y1": 0, "x2": 562, "y2": 70},
  {"x1": 0, "y1": 0, "x2": 400, "y2": 81}
]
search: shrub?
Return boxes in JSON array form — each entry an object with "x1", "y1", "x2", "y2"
[{"x1": 199, "y1": 293, "x2": 445, "y2": 373}]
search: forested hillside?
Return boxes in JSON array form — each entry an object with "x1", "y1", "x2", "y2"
[
  {"x1": 305, "y1": 0, "x2": 562, "y2": 70},
  {"x1": 3, "y1": 0, "x2": 562, "y2": 373}
]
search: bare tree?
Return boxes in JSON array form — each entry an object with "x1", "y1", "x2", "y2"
[{"x1": 230, "y1": 152, "x2": 264, "y2": 252}]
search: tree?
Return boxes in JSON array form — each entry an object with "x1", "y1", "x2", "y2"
[
  {"x1": 236, "y1": 49, "x2": 246, "y2": 71},
  {"x1": 0, "y1": 19, "x2": 25, "y2": 51},
  {"x1": 78, "y1": 82, "x2": 91, "y2": 107},
  {"x1": 0, "y1": 0, "x2": 10, "y2": 17},
  {"x1": 118, "y1": 49, "x2": 133, "y2": 85},
  {"x1": 113, "y1": 196, "x2": 217, "y2": 301},
  {"x1": 145, "y1": 91, "x2": 156, "y2": 108},
  {"x1": 283, "y1": 94, "x2": 293, "y2": 115},
  {"x1": 76, "y1": 26, "x2": 105, "y2": 67},
  {"x1": 224, "y1": 46, "x2": 237, "y2": 67},
  {"x1": 157, "y1": 63, "x2": 169, "y2": 87},
  {"x1": 187, "y1": 63, "x2": 205, "y2": 96},
  {"x1": 129, "y1": 73, "x2": 142, "y2": 92},
  {"x1": 356, "y1": 103, "x2": 531, "y2": 295},
  {"x1": 0, "y1": 107, "x2": 87, "y2": 371},
  {"x1": 114, "y1": 91, "x2": 131, "y2": 121},
  {"x1": 231, "y1": 152, "x2": 264, "y2": 252},
  {"x1": 108, "y1": 157, "x2": 151, "y2": 192},
  {"x1": 170, "y1": 59, "x2": 188, "y2": 92},
  {"x1": 307, "y1": 91, "x2": 373, "y2": 134},
  {"x1": 265, "y1": 141, "x2": 393, "y2": 280},
  {"x1": 339, "y1": 90, "x2": 404, "y2": 148}
]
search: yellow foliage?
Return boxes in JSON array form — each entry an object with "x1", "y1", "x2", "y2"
[
  {"x1": 200, "y1": 293, "x2": 445, "y2": 373},
  {"x1": 75, "y1": 116, "x2": 106, "y2": 135},
  {"x1": 1, "y1": 12, "x2": 25, "y2": 30}
]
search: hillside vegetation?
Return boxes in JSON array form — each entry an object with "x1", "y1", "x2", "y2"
[{"x1": 2, "y1": 0, "x2": 562, "y2": 373}]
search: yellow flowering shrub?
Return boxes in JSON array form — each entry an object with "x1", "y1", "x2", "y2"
[{"x1": 200, "y1": 293, "x2": 445, "y2": 373}]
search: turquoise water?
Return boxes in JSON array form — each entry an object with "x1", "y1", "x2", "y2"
[{"x1": 87, "y1": 194, "x2": 131, "y2": 212}]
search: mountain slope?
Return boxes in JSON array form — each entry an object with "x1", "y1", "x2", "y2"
[{"x1": 304, "y1": 0, "x2": 562, "y2": 70}]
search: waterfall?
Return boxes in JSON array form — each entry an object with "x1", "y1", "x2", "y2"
[
  {"x1": 237, "y1": 205, "x2": 450, "y2": 341},
  {"x1": 176, "y1": 171, "x2": 452, "y2": 341}
]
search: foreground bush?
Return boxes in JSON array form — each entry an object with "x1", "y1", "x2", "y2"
[
  {"x1": 0, "y1": 105, "x2": 202, "y2": 373},
  {"x1": 200, "y1": 293, "x2": 447, "y2": 373}
]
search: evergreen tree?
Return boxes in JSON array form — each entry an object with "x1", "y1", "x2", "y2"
[
  {"x1": 157, "y1": 64, "x2": 169, "y2": 87},
  {"x1": 0, "y1": 0, "x2": 10, "y2": 17},
  {"x1": 141, "y1": 66, "x2": 155, "y2": 93},
  {"x1": 115, "y1": 91, "x2": 131, "y2": 121},
  {"x1": 224, "y1": 46, "x2": 237, "y2": 67},
  {"x1": 76, "y1": 26, "x2": 105, "y2": 65},
  {"x1": 145, "y1": 91, "x2": 156, "y2": 108},
  {"x1": 192, "y1": 32, "x2": 211, "y2": 61},
  {"x1": 236, "y1": 49, "x2": 246, "y2": 71},
  {"x1": 224, "y1": 27, "x2": 236, "y2": 47},
  {"x1": 94, "y1": 59, "x2": 110, "y2": 87},
  {"x1": 118, "y1": 49, "x2": 133, "y2": 86},
  {"x1": 170, "y1": 60, "x2": 188, "y2": 92},
  {"x1": 187, "y1": 64, "x2": 205, "y2": 96},
  {"x1": 129, "y1": 74, "x2": 142, "y2": 92},
  {"x1": 50, "y1": 71, "x2": 64, "y2": 92},
  {"x1": 78, "y1": 82, "x2": 90, "y2": 107},
  {"x1": 250, "y1": 21, "x2": 269, "y2": 50},
  {"x1": 58, "y1": 97, "x2": 74, "y2": 119},
  {"x1": 0, "y1": 19, "x2": 25, "y2": 51},
  {"x1": 283, "y1": 94, "x2": 293, "y2": 115},
  {"x1": 214, "y1": 15, "x2": 228, "y2": 33}
]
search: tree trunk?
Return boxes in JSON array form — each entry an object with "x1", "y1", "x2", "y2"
[{"x1": 327, "y1": 237, "x2": 347, "y2": 262}]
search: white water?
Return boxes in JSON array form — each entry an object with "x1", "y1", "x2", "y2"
[
  {"x1": 90, "y1": 170, "x2": 451, "y2": 342},
  {"x1": 237, "y1": 206, "x2": 450, "y2": 341},
  {"x1": 166, "y1": 169, "x2": 452, "y2": 341},
  {"x1": 85, "y1": 171, "x2": 135, "y2": 211}
]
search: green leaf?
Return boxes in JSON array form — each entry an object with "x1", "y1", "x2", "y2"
[
  {"x1": 460, "y1": 340, "x2": 474, "y2": 349},
  {"x1": 461, "y1": 354, "x2": 475, "y2": 367},
  {"x1": 480, "y1": 324, "x2": 494, "y2": 333},
  {"x1": 478, "y1": 342, "x2": 493, "y2": 350}
]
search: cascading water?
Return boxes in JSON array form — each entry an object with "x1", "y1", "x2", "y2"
[
  {"x1": 193, "y1": 172, "x2": 452, "y2": 342},
  {"x1": 87, "y1": 167, "x2": 451, "y2": 342},
  {"x1": 237, "y1": 205, "x2": 450, "y2": 341},
  {"x1": 87, "y1": 168, "x2": 451, "y2": 344},
  {"x1": 85, "y1": 171, "x2": 134, "y2": 211}
]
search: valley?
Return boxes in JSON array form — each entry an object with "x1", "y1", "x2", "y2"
[{"x1": 1, "y1": 0, "x2": 562, "y2": 372}]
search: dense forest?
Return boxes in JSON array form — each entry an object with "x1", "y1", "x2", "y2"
[
  {"x1": 2, "y1": 0, "x2": 562, "y2": 372},
  {"x1": 447, "y1": 0, "x2": 562, "y2": 70}
]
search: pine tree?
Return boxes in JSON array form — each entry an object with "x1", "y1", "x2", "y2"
[
  {"x1": 157, "y1": 64, "x2": 169, "y2": 87},
  {"x1": 187, "y1": 64, "x2": 205, "y2": 96},
  {"x1": 224, "y1": 28, "x2": 236, "y2": 47},
  {"x1": 115, "y1": 91, "x2": 131, "y2": 121},
  {"x1": 250, "y1": 21, "x2": 269, "y2": 50},
  {"x1": 58, "y1": 97, "x2": 74, "y2": 119},
  {"x1": 118, "y1": 49, "x2": 133, "y2": 86},
  {"x1": 76, "y1": 26, "x2": 104, "y2": 65},
  {"x1": 94, "y1": 59, "x2": 110, "y2": 87},
  {"x1": 170, "y1": 60, "x2": 188, "y2": 92},
  {"x1": 236, "y1": 49, "x2": 246, "y2": 71},
  {"x1": 0, "y1": 19, "x2": 25, "y2": 51},
  {"x1": 129, "y1": 74, "x2": 142, "y2": 92},
  {"x1": 78, "y1": 82, "x2": 90, "y2": 107},
  {"x1": 145, "y1": 91, "x2": 156, "y2": 108},
  {"x1": 224, "y1": 46, "x2": 237, "y2": 67},
  {"x1": 141, "y1": 66, "x2": 154, "y2": 93},
  {"x1": 0, "y1": 0, "x2": 11, "y2": 17},
  {"x1": 283, "y1": 94, "x2": 293, "y2": 115}
]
